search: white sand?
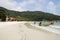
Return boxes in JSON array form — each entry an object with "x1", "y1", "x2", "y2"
[{"x1": 0, "y1": 22, "x2": 60, "y2": 40}]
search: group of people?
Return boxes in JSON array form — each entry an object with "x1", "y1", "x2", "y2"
[
  {"x1": 6, "y1": 17, "x2": 16, "y2": 21},
  {"x1": 34, "y1": 21, "x2": 55, "y2": 26}
]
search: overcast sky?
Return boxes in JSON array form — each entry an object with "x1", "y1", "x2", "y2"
[{"x1": 0, "y1": 0, "x2": 60, "y2": 15}]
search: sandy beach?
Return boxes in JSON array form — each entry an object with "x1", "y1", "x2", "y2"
[{"x1": 0, "y1": 22, "x2": 60, "y2": 40}]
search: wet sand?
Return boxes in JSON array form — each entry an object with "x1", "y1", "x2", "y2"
[{"x1": 0, "y1": 22, "x2": 60, "y2": 40}]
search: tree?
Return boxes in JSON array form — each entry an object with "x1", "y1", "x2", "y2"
[{"x1": 0, "y1": 7, "x2": 6, "y2": 21}]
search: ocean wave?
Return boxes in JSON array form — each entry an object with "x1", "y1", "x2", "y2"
[{"x1": 49, "y1": 25, "x2": 60, "y2": 29}]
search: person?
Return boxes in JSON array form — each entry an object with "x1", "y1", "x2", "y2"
[
  {"x1": 49, "y1": 21, "x2": 54, "y2": 25},
  {"x1": 34, "y1": 21, "x2": 36, "y2": 24},
  {"x1": 39, "y1": 21, "x2": 42, "y2": 26},
  {"x1": 0, "y1": 19, "x2": 2, "y2": 21}
]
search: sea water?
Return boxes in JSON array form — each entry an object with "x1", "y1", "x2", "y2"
[{"x1": 54, "y1": 22, "x2": 60, "y2": 26}]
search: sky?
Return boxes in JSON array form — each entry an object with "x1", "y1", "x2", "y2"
[{"x1": 0, "y1": 0, "x2": 60, "y2": 15}]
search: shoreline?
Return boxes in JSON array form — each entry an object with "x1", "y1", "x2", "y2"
[
  {"x1": 29, "y1": 22, "x2": 60, "y2": 35},
  {"x1": 25, "y1": 23, "x2": 60, "y2": 35},
  {"x1": 0, "y1": 22, "x2": 60, "y2": 40},
  {"x1": 0, "y1": 21, "x2": 60, "y2": 35}
]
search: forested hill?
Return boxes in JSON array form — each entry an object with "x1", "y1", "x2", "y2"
[{"x1": 0, "y1": 7, "x2": 60, "y2": 21}]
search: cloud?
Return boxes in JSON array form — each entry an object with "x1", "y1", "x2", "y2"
[
  {"x1": 18, "y1": 0, "x2": 37, "y2": 11},
  {"x1": 47, "y1": 1, "x2": 56, "y2": 14},
  {"x1": 0, "y1": 0, "x2": 45, "y2": 11},
  {"x1": 0, "y1": 0, "x2": 59, "y2": 15},
  {"x1": 0, "y1": 0, "x2": 23, "y2": 11},
  {"x1": 0, "y1": 0, "x2": 16, "y2": 9},
  {"x1": 0, "y1": 0, "x2": 34, "y2": 11}
]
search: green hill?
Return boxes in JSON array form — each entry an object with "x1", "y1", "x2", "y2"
[{"x1": 0, "y1": 7, "x2": 60, "y2": 21}]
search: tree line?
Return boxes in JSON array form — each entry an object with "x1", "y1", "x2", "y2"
[{"x1": 0, "y1": 7, "x2": 60, "y2": 21}]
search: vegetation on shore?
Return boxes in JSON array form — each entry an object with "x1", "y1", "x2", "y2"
[{"x1": 0, "y1": 7, "x2": 60, "y2": 21}]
